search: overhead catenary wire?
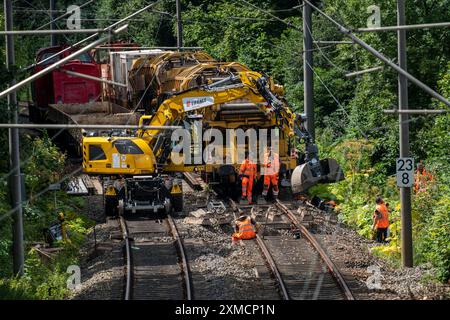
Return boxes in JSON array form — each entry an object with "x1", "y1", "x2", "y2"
[
  {"x1": 35, "y1": 0, "x2": 95, "y2": 30},
  {"x1": 302, "y1": 0, "x2": 450, "y2": 107},
  {"x1": 303, "y1": 17, "x2": 351, "y2": 74},
  {"x1": 22, "y1": 0, "x2": 165, "y2": 71},
  {"x1": 236, "y1": 0, "x2": 302, "y2": 31}
]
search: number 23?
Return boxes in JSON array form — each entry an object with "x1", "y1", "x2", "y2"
[{"x1": 398, "y1": 159, "x2": 413, "y2": 171}]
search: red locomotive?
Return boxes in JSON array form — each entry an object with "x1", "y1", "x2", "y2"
[{"x1": 30, "y1": 45, "x2": 101, "y2": 122}]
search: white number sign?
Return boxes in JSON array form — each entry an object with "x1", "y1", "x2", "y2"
[{"x1": 396, "y1": 157, "x2": 414, "y2": 187}]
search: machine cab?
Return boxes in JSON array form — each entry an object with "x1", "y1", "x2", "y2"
[{"x1": 82, "y1": 137, "x2": 155, "y2": 175}]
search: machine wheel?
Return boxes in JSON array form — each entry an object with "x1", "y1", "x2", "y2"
[
  {"x1": 171, "y1": 193, "x2": 183, "y2": 213},
  {"x1": 164, "y1": 198, "x2": 172, "y2": 215}
]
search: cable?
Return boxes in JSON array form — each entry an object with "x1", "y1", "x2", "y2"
[
  {"x1": 35, "y1": 0, "x2": 95, "y2": 30},
  {"x1": 302, "y1": 9, "x2": 350, "y2": 74},
  {"x1": 236, "y1": 0, "x2": 302, "y2": 31}
]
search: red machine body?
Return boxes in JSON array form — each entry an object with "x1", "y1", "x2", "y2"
[{"x1": 32, "y1": 45, "x2": 101, "y2": 108}]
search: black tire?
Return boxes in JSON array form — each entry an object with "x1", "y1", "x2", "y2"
[{"x1": 171, "y1": 193, "x2": 183, "y2": 213}]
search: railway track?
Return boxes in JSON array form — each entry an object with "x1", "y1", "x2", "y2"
[
  {"x1": 229, "y1": 199, "x2": 355, "y2": 300},
  {"x1": 117, "y1": 171, "x2": 354, "y2": 300},
  {"x1": 119, "y1": 213, "x2": 192, "y2": 300}
]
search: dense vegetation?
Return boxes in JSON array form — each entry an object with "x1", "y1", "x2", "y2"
[
  {"x1": 0, "y1": 8, "x2": 92, "y2": 297},
  {"x1": 0, "y1": 0, "x2": 448, "y2": 298}
]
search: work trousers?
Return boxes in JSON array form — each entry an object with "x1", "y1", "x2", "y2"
[
  {"x1": 376, "y1": 228, "x2": 388, "y2": 243},
  {"x1": 262, "y1": 174, "x2": 279, "y2": 196},
  {"x1": 241, "y1": 176, "x2": 254, "y2": 203},
  {"x1": 232, "y1": 231, "x2": 256, "y2": 242}
]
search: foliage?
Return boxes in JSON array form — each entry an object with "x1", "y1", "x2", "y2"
[
  {"x1": 0, "y1": 136, "x2": 90, "y2": 298},
  {"x1": 21, "y1": 134, "x2": 66, "y2": 201}
]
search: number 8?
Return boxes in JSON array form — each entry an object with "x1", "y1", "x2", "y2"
[{"x1": 402, "y1": 172, "x2": 409, "y2": 185}]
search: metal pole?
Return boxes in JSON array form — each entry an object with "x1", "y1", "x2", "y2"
[
  {"x1": 345, "y1": 66, "x2": 384, "y2": 78},
  {"x1": 176, "y1": 0, "x2": 183, "y2": 50},
  {"x1": 60, "y1": 69, "x2": 127, "y2": 87},
  {"x1": 0, "y1": 24, "x2": 127, "y2": 100},
  {"x1": 94, "y1": 46, "x2": 203, "y2": 50},
  {"x1": 355, "y1": 21, "x2": 450, "y2": 32},
  {"x1": 4, "y1": 0, "x2": 24, "y2": 277},
  {"x1": 0, "y1": 29, "x2": 106, "y2": 35},
  {"x1": 303, "y1": 1, "x2": 314, "y2": 140},
  {"x1": 397, "y1": 0, "x2": 413, "y2": 268},
  {"x1": 0, "y1": 124, "x2": 182, "y2": 130},
  {"x1": 50, "y1": 0, "x2": 56, "y2": 46},
  {"x1": 383, "y1": 109, "x2": 448, "y2": 115},
  {"x1": 313, "y1": 40, "x2": 354, "y2": 45},
  {"x1": 303, "y1": 0, "x2": 450, "y2": 107}
]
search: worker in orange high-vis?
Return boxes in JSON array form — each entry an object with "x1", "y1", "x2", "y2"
[
  {"x1": 262, "y1": 147, "x2": 280, "y2": 201},
  {"x1": 232, "y1": 215, "x2": 258, "y2": 242},
  {"x1": 239, "y1": 152, "x2": 257, "y2": 204},
  {"x1": 372, "y1": 196, "x2": 390, "y2": 243},
  {"x1": 414, "y1": 161, "x2": 433, "y2": 193}
]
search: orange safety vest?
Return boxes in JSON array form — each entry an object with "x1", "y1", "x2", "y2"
[
  {"x1": 375, "y1": 204, "x2": 389, "y2": 229},
  {"x1": 263, "y1": 152, "x2": 280, "y2": 176},
  {"x1": 237, "y1": 217, "x2": 256, "y2": 239},
  {"x1": 239, "y1": 159, "x2": 256, "y2": 178},
  {"x1": 414, "y1": 168, "x2": 433, "y2": 192}
]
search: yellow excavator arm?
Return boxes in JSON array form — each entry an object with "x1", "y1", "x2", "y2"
[{"x1": 83, "y1": 71, "x2": 271, "y2": 175}]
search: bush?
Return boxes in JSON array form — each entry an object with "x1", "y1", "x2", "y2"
[{"x1": 0, "y1": 135, "x2": 91, "y2": 299}]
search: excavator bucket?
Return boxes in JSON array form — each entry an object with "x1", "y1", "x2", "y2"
[{"x1": 291, "y1": 158, "x2": 345, "y2": 195}]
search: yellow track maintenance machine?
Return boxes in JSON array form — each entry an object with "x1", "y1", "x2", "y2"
[{"x1": 81, "y1": 51, "x2": 344, "y2": 214}]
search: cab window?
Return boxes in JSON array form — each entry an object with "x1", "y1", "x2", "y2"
[
  {"x1": 69, "y1": 52, "x2": 93, "y2": 63},
  {"x1": 89, "y1": 145, "x2": 106, "y2": 160},
  {"x1": 38, "y1": 52, "x2": 61, "y2": 65},
  {"x1": 113, "y1": 140, "x2": 144, "y2": 154}
]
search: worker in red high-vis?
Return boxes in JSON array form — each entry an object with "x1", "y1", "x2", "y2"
[
  {"x1": 372, "y1": 196, "x2": 390, "y2": 243},
  {"x1": 239, "y1": 152, "x2": 257, "y2": 204},
  {"x1": 262, "y1": 147, "x2": 280, "y2": 200}
]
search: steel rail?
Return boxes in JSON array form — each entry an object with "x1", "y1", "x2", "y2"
[
  {"x1": 255, "y1": 235, "x2": 290, "y2": 300},
  {"x1": 119, "y1": 215, "x2": 132, "y2": 300},
  {"x1": 229, "y1": 199, "x2": 290, "y2": 300},
  {"x1": 275, "y1": 200, "x2": 355, "y2": 300},
  {"x1": 167, "y1": 215, "x2": 193, "y2": 300},
  {"x1": 183, "y1": 172, "x2": 203, "y2": 190}
]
